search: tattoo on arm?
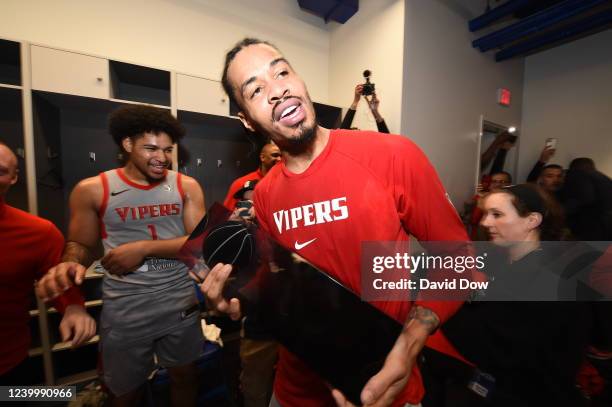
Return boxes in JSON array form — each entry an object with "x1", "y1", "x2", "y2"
[
  {"x1": 407, "y1": 305, "x2": 440, "y2": 335},
  {"x1": 62, "y1": 241, "x2": 93, "y2": 266}
]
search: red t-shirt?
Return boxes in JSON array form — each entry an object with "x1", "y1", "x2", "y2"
[
  {"x1": 0, "y1": 199, "x2": 84, "y2": 374},
  {"x1": 223, "y1": 169, "x2": 264, "y2": 210},
  {"x1": 254, "y1": 129, "x2": 469, "y2": 406}
]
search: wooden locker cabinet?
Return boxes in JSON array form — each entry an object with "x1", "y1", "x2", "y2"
[
  {"x1": 31, "y1": 45, "x2": 110, "y2": 100},
  {"x1": 176, "y1": 73, "x2": 229, "y2": 116}
]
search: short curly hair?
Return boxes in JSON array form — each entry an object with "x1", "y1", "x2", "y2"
[{"x1": 108, "y1": 105, "x2": 185, "y2": 146}]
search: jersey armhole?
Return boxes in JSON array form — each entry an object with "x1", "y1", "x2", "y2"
[
  {"x1": 99, "y1": 172, "x2": 109, "y2": 239},
  {"x1": 177, "y1": 172, "x2": 186, "y2": 202}
]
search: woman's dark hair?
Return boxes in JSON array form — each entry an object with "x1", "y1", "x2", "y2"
[
  {"x1": 494, "y1": 184, "x2": 565, "y2": 241},
  {"x1": 221, "y1": 38, "x2": 281, "y2": 110},
  {"x1": 569, "y1": 157, "x2": 595, "y2": 172},
  {"x1": 109, "y1": 105, "x2": 185, "y2": 146}
]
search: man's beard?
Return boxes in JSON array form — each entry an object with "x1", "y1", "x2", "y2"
[
  {"x1": 253, "y1": 110, "x2": 318, "y2": 156},
  {"x1": 281, "y1": 119, "x2": 317, "y2": 156}
]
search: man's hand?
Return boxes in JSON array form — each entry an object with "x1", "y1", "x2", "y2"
[
  {"x1": 36, "y1": 262, "x2": 87, "y2": 301},
  {"x1": 101, "y1": 241, "x2": 147, "y2": 276},
  {"x1": 476, "y1": 183, "x2": 486, "y2": 196},
  {"x1": 493, "y1": 131, "x2": 513, "y2": 147},
  {"x1": 199, "y1": 263, "x2": 242, "y2": 320},
  {"x1": 59, "y1": 304, "x2": 96, "y2": 347},
  {"x1": 228, "y1": 203, "x2": 256, "y2": 225},
  {"x1": 351, "y1": 85, "x2": 364, "y2": 109},
  {"x1": 367, "y1": 92, "x2": 380, "y2": 113},
  {"x1": 332, "y1": 306, "x2": 438, "y2": 406},
  {"x1": 365, "y1": 93, "x2": 384, "y2": 122},
  {"x1": 539, "y1": 146, "x2": 555, "y2": 163}
]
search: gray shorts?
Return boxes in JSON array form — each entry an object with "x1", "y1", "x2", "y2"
[{"x1": 100, "y1": 313, "x2": 202, "y2": 396}]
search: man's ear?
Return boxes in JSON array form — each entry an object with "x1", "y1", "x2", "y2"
[
  {"x1": 238, "y1": 112, "x2": 255, "y2": 133},
  {"x1": 10, "y1": 171, "x2": 18, "y2": 186},
  {"x1": 122, "y1": 137, "x2": 133, "y2": 153}
]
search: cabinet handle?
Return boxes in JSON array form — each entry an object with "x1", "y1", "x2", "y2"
[
  {"x1": 96, "y1": 77, "x2": 103, "y2": 82},
  {"x1": 221, "y1": 98, "x2": 226, "y2": 103}
]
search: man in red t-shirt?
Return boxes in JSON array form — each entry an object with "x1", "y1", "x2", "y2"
[
  {"x1": 0, "y1": 142, "x2": 95, "y2": 385},
  {"x1": 200, "y1": 39, "x2": 469, "y2": 407},
  {"x1": 224, "y1": 143, "x2": 281, "y2": 210}
]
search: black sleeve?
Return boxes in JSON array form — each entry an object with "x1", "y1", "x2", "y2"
[
  {"x1": 489, "y1": 148, "x2": 507, "y2": 175},
  {"x1": 376, "y1": 119, "x2": 390, "y2": 134},
  {"x1": 340, "y1": 108, "x2": 356, "y2": 129},
  {"x1": 527, "y1": 161, "x2": 545, "y2": 183},
  {"x1": 562, "y1": 172, "x2": 596, "y2": 215}
]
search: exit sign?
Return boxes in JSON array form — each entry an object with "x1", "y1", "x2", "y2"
[{"x1": 497, "y1": 88, "x2": 511, "y2": 106}]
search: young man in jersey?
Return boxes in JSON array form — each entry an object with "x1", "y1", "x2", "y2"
[
  {"x1": 223, "y1": 142, "x2": 281, "y2": 210},
  {"x1": 199, "y1": 38, "x2": 469, "y2": 407},
  {"x1": 35, "y1": 106, "x2": 206, "y2": 406},
  {"x1": 0, "y1": 142, "x2": 95, "y2": 385}
]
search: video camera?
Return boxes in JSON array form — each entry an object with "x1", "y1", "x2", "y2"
[{"x1": 361, "y1": 70, "x2": 375, "y2": 96}]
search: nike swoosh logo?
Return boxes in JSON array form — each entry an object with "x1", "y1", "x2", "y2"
[
  {"x1": 111, "y1": 189, "x2": 130, "y2": 196},
  {"x1": 294, "y1": 238, "x2": 317, "y2": 250}
]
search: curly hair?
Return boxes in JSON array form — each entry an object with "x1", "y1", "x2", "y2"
[{"x1": 108, "y1": 105, "x2": 185, "y2": 146}]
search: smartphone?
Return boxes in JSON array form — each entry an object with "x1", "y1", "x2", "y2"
[
  {"x1": 545, "y1": 138, "x2": 557, "y2": 149},
  {"x1": 236, "y1": 200, "x2": 254, "y2": 218}
]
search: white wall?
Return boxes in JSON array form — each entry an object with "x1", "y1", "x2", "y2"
[
  {"x1": 0, "y1": 0, "x2": 331, "y2": 102},
  {"x1": 402, "y1": 0, "x2": 524, "y2": 206},
  {"x1": 519, "y1": 29, "x2": 612, "y2": 180},
  {"x1": 328, "y1": 0, "x2": 405, "y2": 134}
]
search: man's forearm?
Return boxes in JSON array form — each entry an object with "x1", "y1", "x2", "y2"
[
  {"x1": 141, "y1": 236, "x2": 188, "y2": 258},
  {"x1": 372, "y1": 109, "x2": 383, "y2": 122},
  {"x1": 390, "y1": 306, "x2": 439, "y2": 368},
  {"x1": 406, "y1": 305, "x2": 440, "y2": 335},
  {"x1": 62, "y1": 241, "x2": 94, "y2": 267},
  {"x1": 340, "y1": 108, "x2": 356, "y2": 129},
  {"x1": 526, "y1": 161, "x2": 545, "y2": 183}
]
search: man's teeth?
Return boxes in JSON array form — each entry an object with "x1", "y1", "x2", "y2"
[{"x1": 281, "y1": 105, "x2": 298, "y2": 119}]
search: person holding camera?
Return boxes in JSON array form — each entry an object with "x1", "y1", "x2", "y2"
[
  {"x1": 479, "y1": 130, "x2": 516, "y2": 173},
  {"x1": 526, "y1": 144, "x2": 565, "y2": 197},
  {"x1": 340, "y1": 76, "x2": 390, "y2": 133}
]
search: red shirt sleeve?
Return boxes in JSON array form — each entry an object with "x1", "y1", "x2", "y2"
[
  {"x1": 253, "y1": 186, "x2": 271, "y2": 235},
  {"x1": 392, "y1": 139, "x2": 468, "y2": 324},
  {"x1": 224, "y1": 179, "x2": 243, "y2": 210},
  {"x1": 37, "y1": 222, "x2": 84, "y2": 314}
]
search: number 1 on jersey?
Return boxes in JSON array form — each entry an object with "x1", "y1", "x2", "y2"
[{"x1": 147, "y1": 224, "x2": 158, "y2": 240}]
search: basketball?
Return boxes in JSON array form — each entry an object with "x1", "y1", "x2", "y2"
[{"x1": 202, "y1": 220, "x2": 254, "y2": 268}]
